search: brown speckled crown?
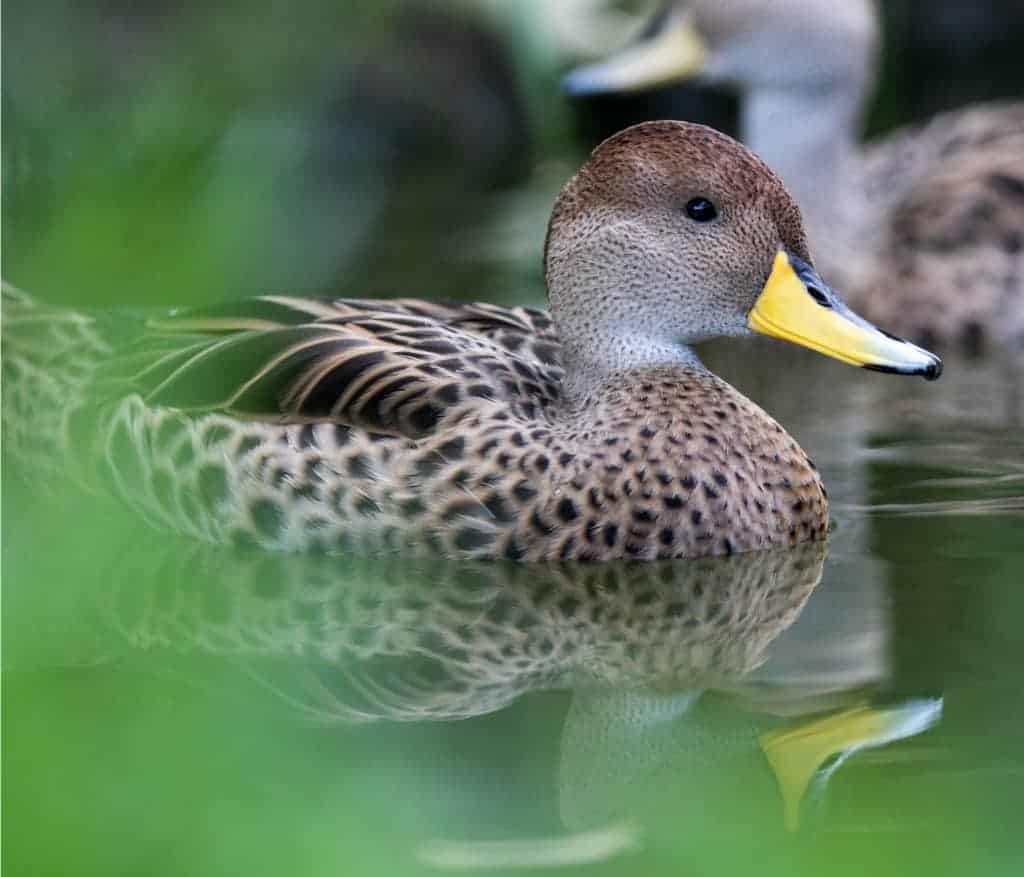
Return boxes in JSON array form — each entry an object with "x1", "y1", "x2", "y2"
[{"x1": 1, "y1": 121, "x2": 829, "y2": 562}]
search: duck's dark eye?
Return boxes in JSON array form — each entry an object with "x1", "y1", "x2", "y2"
[{"x1": 685, "y1": 197, "x2": 717, "y2": 222}]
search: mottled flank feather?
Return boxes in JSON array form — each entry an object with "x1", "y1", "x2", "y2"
[{"x1": 3, "y1": 285, "x2": 826, "y2": 561}]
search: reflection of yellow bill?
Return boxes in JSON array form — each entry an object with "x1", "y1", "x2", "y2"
[
  {"x1": 761, "y1": 699, "x2": 943, "y2": 830},
  {"x1": 563, "y1": 9, "x2": 707, "y2": 95},
  {"x1": 750, "y1": 251, "x2": 942, "y2": 378}
]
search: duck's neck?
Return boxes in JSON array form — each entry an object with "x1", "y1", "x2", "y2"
[
  {"x1": 741, "y1": 85, "x2": 868, "y2": 247},
  {"x1": 556, "y1": 333, "x2": 705, "y2": 402}
]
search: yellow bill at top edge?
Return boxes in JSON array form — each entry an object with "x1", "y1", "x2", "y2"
[{"x1": 748, "y1": 251, "x2": 942, "y2": 378}]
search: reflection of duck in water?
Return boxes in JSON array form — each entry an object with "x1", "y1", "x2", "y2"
[
  {"x1": 48, "y1": 534, "x2": 937, "y2": 836},
  {"x1": 566, "y1": 0, "x2": 1024, "y2": 350},
  {"x1": 2, "y1": 123, "x2": 939, "y2": 561}
]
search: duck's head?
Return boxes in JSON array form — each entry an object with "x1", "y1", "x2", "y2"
[
  {"x1": 562, "y1": 0, "x2": 877, "y2": 103},
  {"x1": 544, "y1": 121, "x2": 940, "y2": 381}
]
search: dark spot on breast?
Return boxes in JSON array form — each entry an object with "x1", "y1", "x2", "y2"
[
  {"x1": 584, "y1": 520, "x2": 600, "y2": 543},
  {"x1": 333, "y1": 425, "x2": 351, "y2": 446},
  {"x1": 603, "y1": 523, "x2": 619, "y2": 547},
  {"x1": 512, "y1": 480, "x2": 537, "y2": 503},
  {"x1": 639, "y1": 426, "x2": 656, "y2": 439},
  {"x1": 250, "y1": 498, "x2": 285, "y2": 539},
  {"x1": 484, "y1": 493, "x2": 515, "y2": 523},
  {"x1": 703, "y1": 434, "x2": 719, "y2": 446},
  {"x1": 454, "y1": 527, "x2": 494, "y2": 552},
  {"x1": 535, "y1": 455, "x2": 550, "y2": 473},
  {"x1": 620, "y1": 448, "x2": 634, "y2": 462},
  {"x1": 558, "y1": 452, "x2": 576, "y2": 467},
  {"x1": 467, "y1": 383, "x2": 493, "y2": 399},
  {"x1": 557, "y1": 497, "x2": 579, "y2": 522},
  {"x1": 438, "y1": 436, "x2": 466, "y2": 460},
  {"x1": 659, "y1": 528, "x2": 675, "y2": 546},
  {"x1": 633, "y1": 507, "x2": 656, "y2": 523},
  {"x1": 712, "y1": 471, "x2": 728, "y2": 487},
  {"x1": 624, "y1": 542, "x2": 644, "y2": 557},
  {"x1": 722, "y1": 537, "x2": 734, "y2": 555},
  {"x1": 681, "y1": 474, "x2": 697, "y2": 490},
  {"x1": 703, "y1": 483, "x2": 720, "y2": 500},
  {"x1": 531, "y1": 510, "x2": 556, "y2": 535},
  {"x1": 690, "y1": 509, "x2": 702, "y2": 526},
  {"x1": 503, "y1": 536, "x2": 526, "y2": 561},
  {"x1": 663, "y1": 494, "x2": 684, "y2": 510},
  {"x1": 477, "y1": 438, "x2": 501, "y2": 458},
  {"x1": 413, "y1": 451, "x2": 445, "y2": 480}
]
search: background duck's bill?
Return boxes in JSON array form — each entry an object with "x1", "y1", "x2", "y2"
[
  {"x1": 749, "y1": 252, "x2": 943, "y2": 380},
  {"x1": 563, "y1": 10, "x2": 706, "y2": 95}
]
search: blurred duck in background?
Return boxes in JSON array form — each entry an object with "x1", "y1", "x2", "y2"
[{"x1": 565, "y1": 0, "x2": 1024, "y2": 352}]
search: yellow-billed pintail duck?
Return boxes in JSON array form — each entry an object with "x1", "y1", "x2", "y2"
[
  {"x1": 565, "y1": 0, "x2": 1024, "y2": 350},
  {"x1": 1, "y1": 121, "x2": 940, "y2": 561}
]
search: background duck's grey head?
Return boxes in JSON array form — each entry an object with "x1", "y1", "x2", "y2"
[
  {"x1": 564, "y1": 1, "x2": 880, "y2": 229},
  {"x1": 543, "y1": 120, "x2": 810, "y2": 381},
  {"x1": 565, "y1": 0, "x2": 878, "y2": 103}
]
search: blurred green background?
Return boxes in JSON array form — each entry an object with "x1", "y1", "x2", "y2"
[{"x1": 5, "y1": 0, "x2": 1024, "y2": 310}]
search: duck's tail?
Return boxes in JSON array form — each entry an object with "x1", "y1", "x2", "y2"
[{"x1": 2, "y1": 282, "x2": 113, "y2": 473}]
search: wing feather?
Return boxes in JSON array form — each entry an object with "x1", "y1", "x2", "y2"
[{"x1": 94, "y1": 296, "x2": 564, "y2": 438}]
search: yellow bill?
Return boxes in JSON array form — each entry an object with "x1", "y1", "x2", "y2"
[
  {"x1": 563, "y1": 9, "x2": 707, "y2": 95},
  {"x1": 749, "y1": 251, "x2": 942, "y2": 379}
]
